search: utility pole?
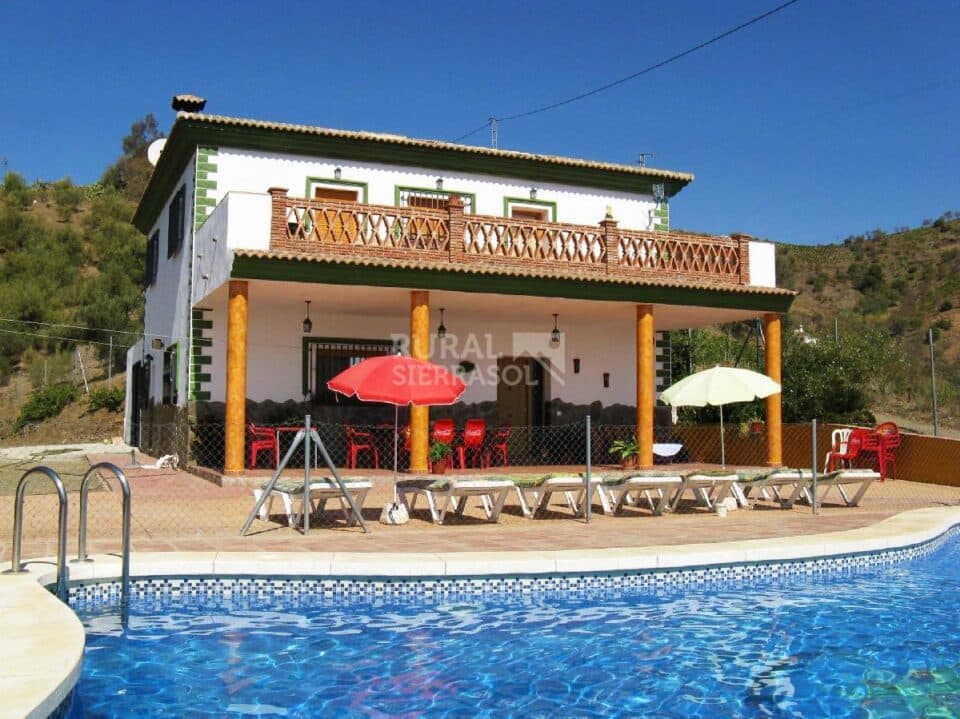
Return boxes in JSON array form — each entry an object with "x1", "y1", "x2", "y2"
[{"x1": 929, "y1": 328, "x2": 939, "y2": 437}]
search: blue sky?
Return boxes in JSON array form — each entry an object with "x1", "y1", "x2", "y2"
[{"x1": 2, "y1": 0, "x2": 957, "y2": 245}]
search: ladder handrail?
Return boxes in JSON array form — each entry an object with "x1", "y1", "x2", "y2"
[
  {"x1": 75, "y1": 462, "x2": 131, "y2": 607},
  {"x1": 3, "y1": 466, "x2": 69, "y2": 602}
]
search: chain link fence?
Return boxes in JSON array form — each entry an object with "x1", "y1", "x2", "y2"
[{"x1": 1, "y1": 419, "x2": 959, "y2": 562}]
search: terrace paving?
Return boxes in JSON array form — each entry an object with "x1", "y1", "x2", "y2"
[{"x1": 1, "y1": 454, "x2": 958, "y2": 562}]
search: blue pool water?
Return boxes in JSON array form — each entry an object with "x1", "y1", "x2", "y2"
[{"x1": 68, "y1": 538, "x2": 960, "y2": 718}]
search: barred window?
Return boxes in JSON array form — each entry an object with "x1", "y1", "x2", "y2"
[
  {"x1": 396, "y1": 187, "x2": 474, "y2": 213},
  {"x1": 303, "y1": 338, "x2": 397, "y2": 404}
]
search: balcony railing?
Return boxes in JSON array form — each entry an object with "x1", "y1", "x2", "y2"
[{"x1": 268, "y1": 189, "x2": 749, "y2": 285}]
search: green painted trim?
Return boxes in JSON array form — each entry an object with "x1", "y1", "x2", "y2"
[
  {"x1": 134, "y1": 118, "x2": 691, "y2": 233},
  {"x1": 193, "y1": 337, "x2": 213, "y2": 347},
  {"x1": 232, "y1": 256, "x2": 795, "y2": 313},
  {"x1": 192, "y1": 308, "x2": 211, "y2": 318},
  {"x1": 304, "y1": 176, "x2": 369, "y2": 202},
  {"x1": 300, "y1": 336, "x2": 396, "y2": 396},
  {"x1": 192, "y1": 391, "x2": 211, "y2": 401},
  {"x1": 197, "y1": 161, "x2": 218, "y2": 173},
  {"x1": 394, "y1": 185, "x2": 477, "y2": 213},
  {"x1": 194, "y1": 355, "x2": 212, "y2": 365},
  {"x1": 503, "y1": 196, "x2": 558, "y2": 222},
  {"x1": 192, "y1": 373, "x2": 211, "y2": 382},
  {"x1": 193, "y1": 319, "x2": 213, "y2": 329}
]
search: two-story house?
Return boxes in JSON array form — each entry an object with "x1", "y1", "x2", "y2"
[{"x1": 127, "y1": 94, "x2": 793, "y2": 475}]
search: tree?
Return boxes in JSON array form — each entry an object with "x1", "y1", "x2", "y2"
[
  {"x1": 100, "y1": 114, "x2": 162, "y2": 204},
  {"x1": 780, "y1": 329, "x2": 906, "y2": 423}
]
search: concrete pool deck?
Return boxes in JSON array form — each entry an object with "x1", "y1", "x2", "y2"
[{"x1": 5, "y1": 504, "x2": 960, "y2": 718}]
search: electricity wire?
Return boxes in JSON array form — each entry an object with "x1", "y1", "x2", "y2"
[{"x1": 452, "y1": 0, "x2": 802, "y2": 143}]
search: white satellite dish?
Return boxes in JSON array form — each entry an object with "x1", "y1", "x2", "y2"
[{"x1": 147, "y1": 138, "x2": 167, "y2": 166}]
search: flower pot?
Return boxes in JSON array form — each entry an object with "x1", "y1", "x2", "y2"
[
  {"x1": 621, "y1": 456, "x2": 638, "y2": 470},
  {"x1": 431, "y1": 457, "x2": 449, "y2": 474},
  {"x1": 749, "y1": 422, "x2": 765, "y2": 437}
]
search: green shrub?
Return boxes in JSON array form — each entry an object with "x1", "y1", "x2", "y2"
[
  {"x1": 88, "y1": 385, "x2": 125, "y2": 412},
  {"x1": 14, "y1": 384, "x2": 79, "y2": 431}
]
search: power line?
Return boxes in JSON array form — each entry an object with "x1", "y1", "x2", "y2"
[{"x1": 452, "y1": 0, "x2": 802, "y2": 143}]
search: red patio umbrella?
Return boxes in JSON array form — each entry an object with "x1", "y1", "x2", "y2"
[{"x1": 327, "y1": 354, "x2": 466, "y2": 506}]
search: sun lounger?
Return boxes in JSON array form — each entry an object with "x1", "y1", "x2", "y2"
[
  {"x1": 252, "y1": 477, "x2": 372, "y2": 528},
  {"x1": 397, "y1": 476, "x2": 513, "y2": 524},
  {"x1": 795, "y1": 468, "x2": 880, "y2": 507},
  {"x1": 739, "y1": 468, "x2": 813, "y2": 507},
  {"x1": 595, "y1": 471, "x2": 684, "y2": 516},
  {"x1": 670, "y1": 471, "x2": 740, "y2": 512},
  {"x1": 510, "y1": 473, "x2": 594, "y2": 518}
]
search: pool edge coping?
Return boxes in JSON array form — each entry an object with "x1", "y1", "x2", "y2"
[{"x1": 5, "y1": 504, "x2": 960, "y2": 717}]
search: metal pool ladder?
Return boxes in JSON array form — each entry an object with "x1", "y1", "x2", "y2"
[
  {"x1": 3, "y1": 466, "x2": 70, "y2": 601},
  {"x1": 73, "y1": 462, "x2": 131, "y2": 609},
  {"x1": 4, "y1": 462, "x2": 132, "y2": 608}
]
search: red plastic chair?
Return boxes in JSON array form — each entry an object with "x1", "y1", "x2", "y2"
[
  {"x1": 248, "y1": 423, "x2": 278, "y2": 469},
  {"x1": 826, "y1": 428, "x2": 866, "y2": 472},
  {"x1": 857, "y1": 429, "x2": 889, "y2": 479},
  {"x1": 431, "y1": 419, "x2": 455, "y2": 444},
  {"x1": 484, "y1": 427, "x2": 511, "y2": 468},
  {"x1": 457, "y1": 419, "x2": 487, "y2": 469},
  {"x1": 346, "y1": 426, "x2": 380, "y2": 469},
  {"x1": 873, "y1": 422, "x2": 900, "y2": 479}
]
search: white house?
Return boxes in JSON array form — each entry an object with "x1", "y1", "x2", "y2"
[{"x1": 126, "y1": 94, "x2": 793, "y2": 474}]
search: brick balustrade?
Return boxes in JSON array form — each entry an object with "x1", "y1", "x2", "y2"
[{"x1": 268, "y1": 189, "x2": 748, "y2": 286}]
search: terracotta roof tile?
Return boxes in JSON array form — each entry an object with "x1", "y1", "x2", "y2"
[{"x1": 177, "y1": 112, "x2": 694, "y2": 183}]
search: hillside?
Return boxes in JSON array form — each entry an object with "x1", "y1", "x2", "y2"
[
  {"x1": 776, "y1": 213, "x2": 960, "y2": 427},
  {"x1": 0, "y1": 134, "x2": 957, "y2": 439}
]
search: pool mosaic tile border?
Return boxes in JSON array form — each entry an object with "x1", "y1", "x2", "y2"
[{"x1": 68, "y1": 525, "x2": 958, "y2": 607}]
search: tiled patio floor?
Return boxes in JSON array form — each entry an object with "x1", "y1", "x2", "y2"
[{"x1": 2, "y1": 456, "x2": 959, "y2": 561}]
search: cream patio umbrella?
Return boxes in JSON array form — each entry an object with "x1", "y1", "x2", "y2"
[{"x1": 659, "y1": 366, "x2": 781, "y2": 467}]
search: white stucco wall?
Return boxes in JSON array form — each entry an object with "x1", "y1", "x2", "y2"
[
  {"x1": 749, "y1": 240, "x2": 777, "y2": 287},
  {"x1": 210, "y1": 148, "x2": 661, "y2": 233},
  {"x1": 139, "y1": 154, "x2": 197, "y2": 405},
  {"x1": 193, "y1": 192, "x2": 271, "y2": 304},
  {"x1": 201, "y1": 283, "x2": 667, "y2": 412}
]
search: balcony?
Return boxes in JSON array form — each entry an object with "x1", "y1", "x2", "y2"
[{"x1": 265, "y1": 189, "x2": 754, "y2": 288}]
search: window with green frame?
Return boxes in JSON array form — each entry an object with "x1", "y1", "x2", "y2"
[
  {"x1": 503, "y1": 197, "x2": 557, "y2": 222},
  {"x1": 395, "y1": 186, "x2": 475, "y2": 213}
]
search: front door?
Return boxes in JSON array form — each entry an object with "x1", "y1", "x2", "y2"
[{"x1": 496, "y1": 357, "x2": 545, "y2": 427}]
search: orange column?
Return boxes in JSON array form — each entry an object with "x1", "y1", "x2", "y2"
[
  {"x1": 410, "y1": 290, "x2": 430, "y2": 473},
  {"x1": 636, "y1": 304, "x2": 655, "y2": 468},
  {"x1": 224, "y1": 280, "x2": 249, "y2": 474},
  {"x1": 764, "y1": 312, "x2": 783, "y2": 466}
]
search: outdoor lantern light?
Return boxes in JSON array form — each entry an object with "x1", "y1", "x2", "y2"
[
  {"x1": 334, "y1": 166, "x2": 342, "y2": 180},
  {"x1": 436, "y1": 178, "x2": 443, "y2": 190},
  {"x1": 550, "y1": 313, "x2": 561, "y2": 346},
  {"x1": 530, "y1": 188, "x2": 537, "y2": 200},
  {"x1": 437, "y1": 307, "x2": 447, "y2": 339},
  {"x1": 302, "y1": 300, "x2": 313, "y2": 334}
]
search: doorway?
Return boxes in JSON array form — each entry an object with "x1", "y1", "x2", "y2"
[{"x1": 496, "y1": 356, "x2": 546, "y2": 427}]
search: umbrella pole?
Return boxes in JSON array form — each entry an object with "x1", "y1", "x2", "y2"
[
  {"x1": 720, "y1": 405, "x2": 726, "y2": 468},
  {"x1": 393, "y1": 404, "x2": 399, "y2": 505}
]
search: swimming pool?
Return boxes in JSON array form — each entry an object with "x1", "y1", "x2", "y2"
[{"x1": 66, "y1": 536, "x2": 960, "y2": 718}]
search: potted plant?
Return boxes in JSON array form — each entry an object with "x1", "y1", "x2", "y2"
[
  {"x1": 429, "y1": 440, "x2": 453, "y2": 474},
  {"x1": 608, "y1": 438, "x2": 639, "y2": 469}
]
